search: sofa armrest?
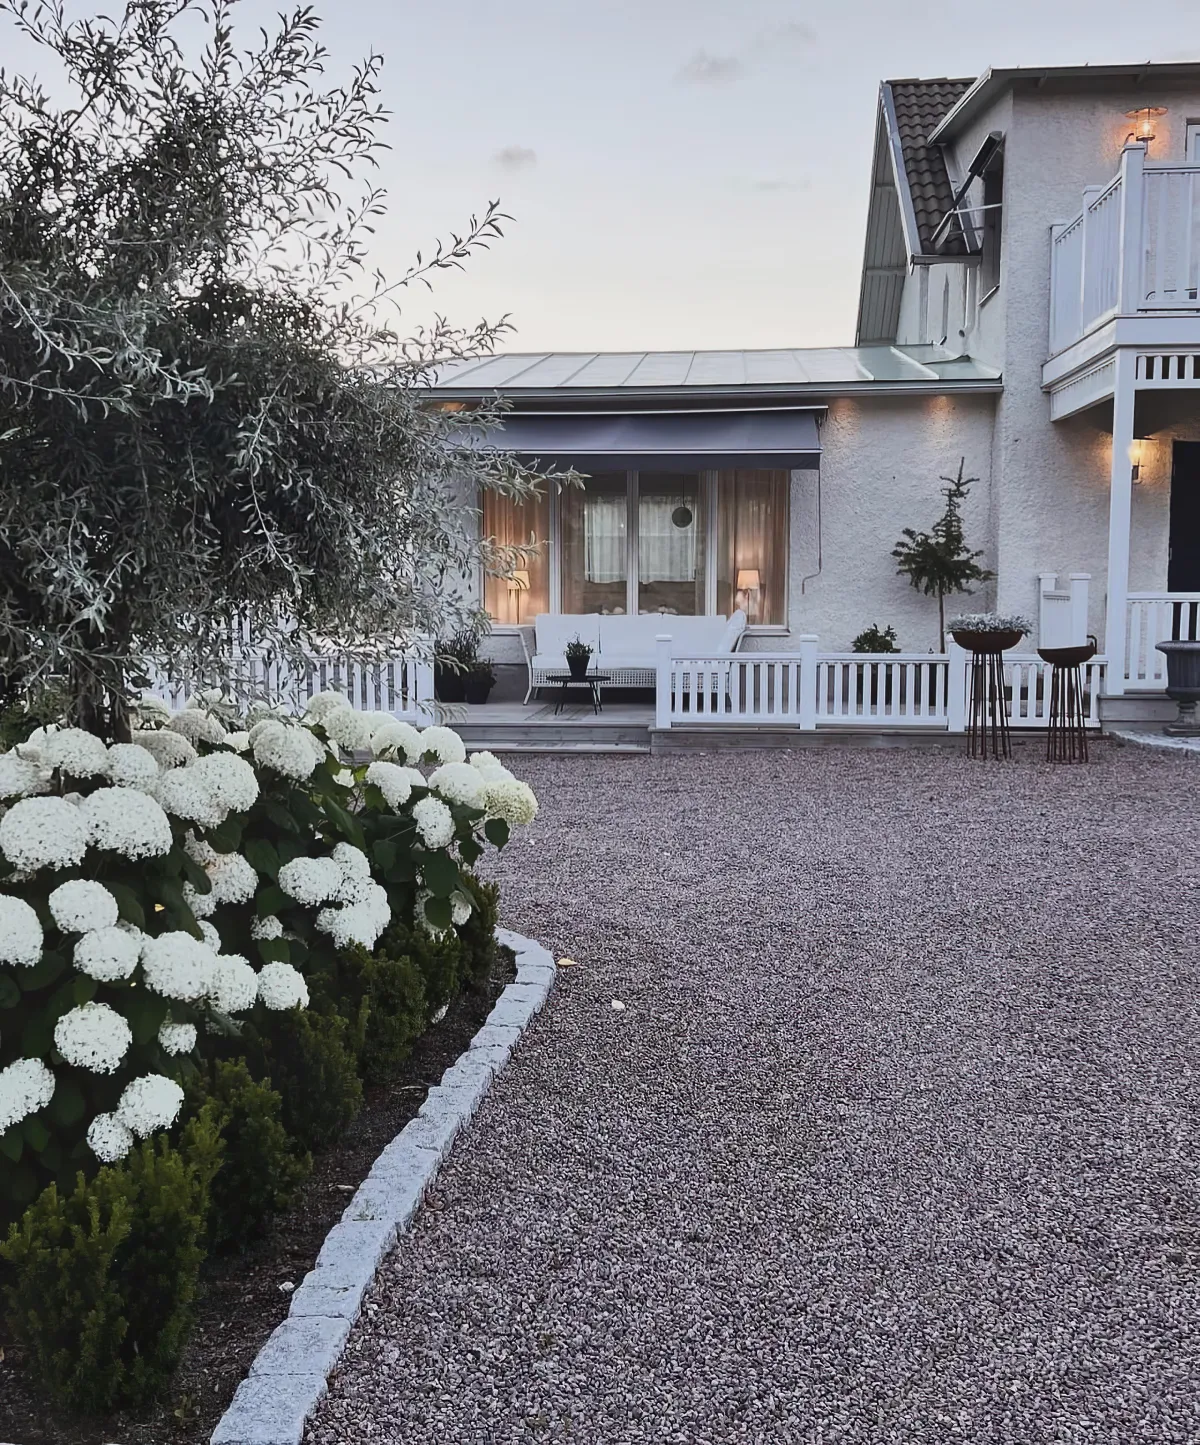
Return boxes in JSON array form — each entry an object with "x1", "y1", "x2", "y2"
[{"x1": 516, "y1": 625, "x2": 535, "y2": 668}]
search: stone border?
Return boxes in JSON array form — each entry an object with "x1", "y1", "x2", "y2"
[{"x1": 210, "y1": 928, "x2": 556, "y2": 1445}]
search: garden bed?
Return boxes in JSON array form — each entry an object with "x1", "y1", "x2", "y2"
[{"x1": 0, "y1": 940, "x2": 515, "y2": 1445}]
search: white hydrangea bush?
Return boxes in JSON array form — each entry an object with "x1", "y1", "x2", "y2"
[{"x1": 0, "y1": 699, "x2": 537, "y2": 1204}]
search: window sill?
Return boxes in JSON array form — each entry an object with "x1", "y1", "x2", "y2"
[{"x1": 745, "y1": 624, "x2": 790, "y2": 635}]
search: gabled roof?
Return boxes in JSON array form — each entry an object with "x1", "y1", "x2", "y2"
[
  {"x1": 886, "y1": 78, "x2": 974, "y2": 256},
  {"x1": 929, "y1": 61, "x2": 1200, "y2": 143},
  {"x1": 429, "y1": 346, "x2": 1001, "y2": 401}
]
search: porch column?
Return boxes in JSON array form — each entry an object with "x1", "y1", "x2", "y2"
[{"x1": 1103, "y1": 349, "x2": 1137, "y2": 694}]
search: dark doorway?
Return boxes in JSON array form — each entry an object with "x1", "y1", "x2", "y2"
[
  {"x1": 1169, "y1": 442, "x2": 1200, "y2": 591},
  {"x1": 1168, "y1": 441, "x2": 1200, "y2": 638}
]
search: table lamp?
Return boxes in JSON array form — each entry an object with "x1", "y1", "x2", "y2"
[{"x1": 506, "y1": 568, "x2": 530, "y2": 624}]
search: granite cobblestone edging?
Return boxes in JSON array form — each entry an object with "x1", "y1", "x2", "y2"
[{"x1": 209, "y1": 928, "x2": 557, "y2": 1445}]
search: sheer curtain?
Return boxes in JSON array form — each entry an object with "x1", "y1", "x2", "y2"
[
  {"x1": 637, "y1": 472, "x2": 704, "y2": 614},
  {"x1": 561, "y1": 472, "x2": 629, "y2": 613},
  {"x1": 716, "y1": 470, "x2": 789, "y2": 625},
  {"x1": 482, "y1": 489, "x2": 551, "y2": 624}
]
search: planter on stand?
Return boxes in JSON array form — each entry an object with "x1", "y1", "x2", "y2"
[
  {"x1": 1037, "y1": 640, "x2": 1097, "y2": 762},
  {"x1": 1155, "y1": 639, "x2": 1200, "y2": 736},
  {"x1": 566, "y1": 653, "x2": 592, "y2": 681},
  {"x1": 952, "y1": 628, "x2": 1025, "y2": 760}
]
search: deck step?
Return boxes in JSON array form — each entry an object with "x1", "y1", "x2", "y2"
[{"x1": 1099, "y1": 692, "x2": 1178, "y2": 724}]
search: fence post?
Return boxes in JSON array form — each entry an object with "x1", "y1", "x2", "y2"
[
  {"x1": 655, "y1": 634, "x2": 673, "y2": 729},
  {"x1": 410, "y1": 654, "x2": 436, "y2": 722},
  {"x1": 946, "y1": 641, "x2": 967, "y2": 733},
  {"x1": 797, "y1": 634, "x2": 818, "y2": 731},
  {"x1": 1068, "y1": 573, "x2": 1091, "y2": 647},
  {"x1": 1117, "y1": 142, "x2": 1146, "y2": 314}
]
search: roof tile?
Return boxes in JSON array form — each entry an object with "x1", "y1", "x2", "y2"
[{"x1": 888, "y1": 77, "x2": 975, "y2": 254}]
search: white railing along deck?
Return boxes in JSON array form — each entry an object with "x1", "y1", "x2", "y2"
[
  {"x1": 1124, "y1": 592, "x2": 1200, "y2": 689},
  {"x1": 1049, "y1": 145, "x2": 1200, "y2": 356},
  {"x1": 148, "y1": 650, "x2": 436, "y2": 721},
  {"x1": 655, "y1": 635, "x2": 1105, "y2": 732}
]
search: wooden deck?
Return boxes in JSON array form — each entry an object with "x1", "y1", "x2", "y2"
[{"x1": 447, "y1": 699, "x2": 655, "y2": 752}]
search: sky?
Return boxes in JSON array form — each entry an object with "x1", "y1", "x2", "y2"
[{"x1": 6, "y1": 0, "x2": 1200, "y2": 353}]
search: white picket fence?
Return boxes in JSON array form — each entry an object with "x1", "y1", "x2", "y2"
[
  {"x1": 654, "y1": 635, "x2": 1105, "y2": 732},
  {"x1": 147, "y1": 650, "x2": 436, "y2": 721},
  {"x1": 1124, "y1": 592, "x2": 1200, "y2": 689}
]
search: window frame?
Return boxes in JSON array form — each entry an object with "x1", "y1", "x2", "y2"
[
  {"x1": 978, "y1": 149, "x2": 1005, "y2": 303},
  {"x1": 483, "y1": 468, "x2": 790, "y2": 631}
]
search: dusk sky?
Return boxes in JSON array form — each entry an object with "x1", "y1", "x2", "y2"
[{"x1": 9, "y1": 0, "x2": 1200, "y2": 352}]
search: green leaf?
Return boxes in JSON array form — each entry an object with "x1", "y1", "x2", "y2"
[
  {"x1": 182, "y1": 854, "x2": 213, "y2": 890},
  {"x1": 421, "y1": 850, "x2": 460, "y2": 899},
  {"x1": 256, "y1": 938, "x2": 291, "y2": 965},
  {"x1": 243, "y1": 836, "x2": 280, "y2": 880},
  {"x1": 0, "y1": 1128, "x2": 23, "y2": 1163},
  {"x1": 22, "y1": 1117, "x2": 50, "y2": 1153},
  {"x1": 373, "y1": 839, "x2": 397, "y2": 872},
  {"x1": 207, "y1": 816, "x2": 244, "y2": 853},
  {"x1": 385, "y1": 856, "x2": 416, "y2": 885},
  {"x1": 484, "y1": 818, "x2": 511, "y2": 849},
  {"x1": 106, "y1": 881, "x2": 146, "y2": 929},
  {"x1": 21, "y1": 1014, "x2": 54, "y2": 1058},
  {"x1": 276, "y1": 837, "x2": 306, "y2": 865},
  {"x1": 125, "y1": 990, "x2": 170, "y2": 1046},
  {"x1": 256, "y1": 883, "x2": 288, "y2": 917},
  {"x1": 48, "y1": 1080, "x2": 86, "y2": 1128},
  {"x1": 72, "y1": 975, "x2": 98, "y2": 1005},
  {"x1": 20, "y1": 950, "x2": 68, "y2": 992},
  {"x1": 323, "y1": 796, "x2": 365, "y2": 849},
  {"x1": 154, "y1": 876, "x2": 189, "y2": 918},
  {"x1": 458, "y1": 836, "x2": 483, "y2": 867},
  {"x1": 423, "y1": 894, "x2": 453, "y2": 930},
  {"x1": 264, "y1": 798, "x2": 302, "y2": 835},
  {"x1": 0, "y1": 974, "x2": 19, "y2": 1009}
]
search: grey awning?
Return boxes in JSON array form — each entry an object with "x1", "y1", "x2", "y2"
[{"x1": 467, "y1": 408, "x2": 822, "y2": 471}]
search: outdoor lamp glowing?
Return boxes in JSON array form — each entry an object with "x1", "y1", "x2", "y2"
[
  {"x1": 1125, "y1": 107, "x2": 1167, "y2": 146},
  {"x1": 1128, "y1": 438, "x2": 1145, "y2": 484},
  {"x1": 506, "y1": 568, "x2": 530, "y2": 623}
]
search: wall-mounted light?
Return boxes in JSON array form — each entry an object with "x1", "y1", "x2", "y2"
[
  {"x1": 1126, "y1": 106, "x2": 1168, "y2": 147},
  {"x1": 1128, "y1": 438, "x2": 1146, "y2": 484}
]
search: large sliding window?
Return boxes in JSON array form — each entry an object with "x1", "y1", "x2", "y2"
[
  {"x1": 561, "y1": 472, "x2": 628, "y2": 614},
  {"x1": 484, "y1": 468, "x2": 788, "y2": 625},
  {"x1": 481, "y1": 487, "x2": 551, "y2": 625},
  {"x1": 716, "y1": 469, "x2": 789, "y2": 626}
]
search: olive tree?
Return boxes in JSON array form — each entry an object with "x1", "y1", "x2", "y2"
[{"x1": 0, "y1": 0, "x2": 559, "y2": 737}]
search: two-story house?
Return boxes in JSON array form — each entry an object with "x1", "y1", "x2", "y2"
[{"x1": 431, "y1": 62, "x2": 1200, "y2": 720}]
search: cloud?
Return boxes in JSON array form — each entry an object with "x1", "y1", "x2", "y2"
[
  {"x1": 675, "y1": 49, "x2": 743, "y2": 85},
  {"x1": 493, "y1": 145, "x2": 537, "y2": 171}
]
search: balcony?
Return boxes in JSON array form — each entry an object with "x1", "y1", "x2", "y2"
[{"x1": 1049, "y1": 144, "x2": 1200, "y2": 359}]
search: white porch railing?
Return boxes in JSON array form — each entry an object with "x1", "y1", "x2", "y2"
[
  {"x1": 1050, "y1": 145, "x2": 1200, "y2": 357},
  {"x1": 655, "y1": 635, "x2": 1105, "y2": 732},
  {"x1": 148, "y1": 650, "x2": 436, "y2": 721},
  {"x1": 1124, "y1": 592, "x2": 1200, "y2": 689}
]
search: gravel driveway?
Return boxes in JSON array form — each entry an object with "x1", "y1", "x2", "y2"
[{"x1": 308, "y1": 744, "x2": 1200, "y2": 1444}]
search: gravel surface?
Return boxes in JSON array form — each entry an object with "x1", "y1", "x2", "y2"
[{"x1": 308, "y1": 744, "x2": 1200, "y2": 1444}]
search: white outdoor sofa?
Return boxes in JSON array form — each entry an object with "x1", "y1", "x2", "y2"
[{"x1": 518, "y1": 610, "x2": 747, "y2": 702}]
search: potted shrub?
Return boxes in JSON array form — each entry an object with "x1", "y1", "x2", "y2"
[
  {"x1": 463, "y1": 657, "x2": 496, "y2": 705},
  {"x1": 851, "y1": 624, "x2": 899, "y2": 708},
  {"x1": 565, "y1": 636, "x2": 593, "y2": 681},
  {"x1": 434, "y1": 631, "x2": 477, "y2": 703},
  {"x1": 948, "y1": 612, "x2": 1032, "y2": 652}
]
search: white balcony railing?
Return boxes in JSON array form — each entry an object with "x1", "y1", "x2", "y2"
[
  {"x1": 1124, "y1": 592, "x2": 1200, "y2": 689},
  {"x1": 1050, "y1": 144, "x2": 1200, "y2": 356}
]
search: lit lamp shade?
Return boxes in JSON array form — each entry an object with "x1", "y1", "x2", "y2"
[{"x1": 735, "y1": 568, "x2": 762, "y2": 621}]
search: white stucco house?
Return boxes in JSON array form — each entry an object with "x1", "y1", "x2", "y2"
[{"x1": 429, "y1": 61, "x2": 1200, "y2": 728}]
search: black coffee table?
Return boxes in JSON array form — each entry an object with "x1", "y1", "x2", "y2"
[{"x1": 547, "y1": 672, "x2": 610, "y2": 716}]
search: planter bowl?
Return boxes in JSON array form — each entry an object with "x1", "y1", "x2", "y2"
[
  {"x1": 1037, "y1": 643, "x2": 1097, "y2": 667},
  {"x1": 952, "y1": 628, "x2": 1025, "y2": 653},
  {"x1": 566, "y1": 655, "x2": 592, "y2": 681},
  {"x1": 1155, "y1": 639, "x2": 1200, "y2": 734}
]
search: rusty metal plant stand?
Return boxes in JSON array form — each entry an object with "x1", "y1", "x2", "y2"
[
  {"x1": 966, "y1": 647, "x2": 1011, "y2": 760},
  {"x1": 1039, "y1": 642, "x2": 1097, "y2": 763}
]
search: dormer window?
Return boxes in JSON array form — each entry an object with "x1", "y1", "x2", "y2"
[{"x1": 979, "y1": 147, "x2": 1005, "y2": 298}]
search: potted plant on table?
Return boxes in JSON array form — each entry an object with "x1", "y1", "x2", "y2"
[{"x1": 565, "y1": 636, "x2": 593, "y2": 681}]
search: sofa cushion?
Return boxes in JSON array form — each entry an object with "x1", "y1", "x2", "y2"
[
  {"x1": 718, "y1": 609, "x2": 748, "y2": 652},
  {"x1": 534, "y1": 614, "x2": 601, "y2": 657}
]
